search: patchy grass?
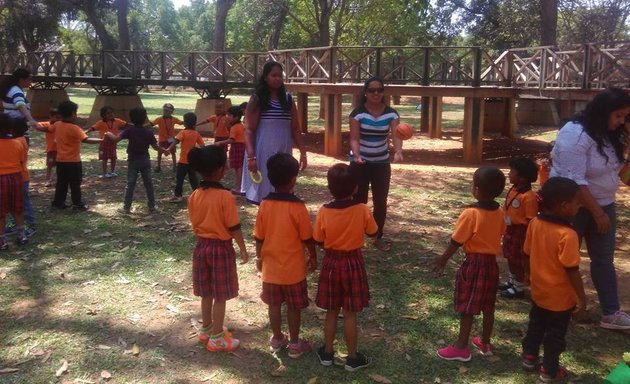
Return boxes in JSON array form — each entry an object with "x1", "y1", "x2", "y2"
[{"x1": 0, "y1": 94, "x2": 628, "y2": 384}]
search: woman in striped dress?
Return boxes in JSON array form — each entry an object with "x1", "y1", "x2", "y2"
[
  {"x1": 242, "y1": 62, "x2": 307, "y2": 204},
  {"x1": 349, "y1": 77, "x2": 403, "y2": 251}
]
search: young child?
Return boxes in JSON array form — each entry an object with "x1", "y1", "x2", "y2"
[
  {"x1": 187, "y1": 145, "x2": 249, "y2": 352},
  {"x1": 36, "y1": 108, "x2": 61, "y2": 186},
  {"x1": 87, "y1": 106, "x2": 127, "y2": 178},
  {"x1": 166, "y1": 112, "x2": 205, "y2": 203},
  {"x1": 196, "y1": 101, "x2": 230, "y2": 150},
  {"x1": 253, "y1": 153, "x2": 317, "y2": 358},
  {"x1": 0, "y1": 115, "x2": 28, "y2": 248},
  {"x1": 152, "y1": 103, "x2": 182, "y2": 173},
  {"x1": 105, "y1": 108, "x2": 165, "y2": 213},
  {"x1": 215, "y1": 106, "x2": 246, "y2": 194},
  {"x1": 499, "y1": 157, "x2": 538, "y2": 299},
  {"x1": 521, "y1": 177, "x2": 586, "y2": 382},
  {"x1": 433, "y1": 166, "x2": 506, "y2": 362},
  {"x1": 51, "y1": 101, "x2": 102, "y2": 211},
  {"x1": 314, "y1": 163, "x2": 378, "y2": 371}
]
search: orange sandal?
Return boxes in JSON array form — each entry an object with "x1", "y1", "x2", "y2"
[{"x1": 207, "y1": 332, "x2": 240, "y2": 352}]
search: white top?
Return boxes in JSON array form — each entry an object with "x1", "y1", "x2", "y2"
[{"x1": 550, "y1": 121, "x2": 621, "y2": 206}]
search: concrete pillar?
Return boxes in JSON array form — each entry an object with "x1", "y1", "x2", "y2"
[
  {"x1": 27, "y1": 89, "x2": 70, "y2": 119},
  {"x1": 88, "y1": 95, "x2": 144, "y2": 127},
  {"x1": 194, "y1": 98, "x2": 232, "y2": 135}
]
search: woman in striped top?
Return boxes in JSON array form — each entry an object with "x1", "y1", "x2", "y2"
[
  {"x1": 0, "y1": 68, "x2": 42, "y2": 144},
  {"x1": 243, "y1": 61, "x2": 307, "y2": 204},
  {"x1": 349, "y1": 77, "x2": 403, "y2": 252}
]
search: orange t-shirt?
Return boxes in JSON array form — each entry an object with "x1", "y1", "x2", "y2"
[
  {"x1": 504, "y1": 186, "x2": 538, "y2": 226},
  {"x1": 253, "y1": 194, "x2": 313, "y2": 285},
  {"x1": 524, "y1": 215, "x2": 580, "y2": 311},
  {"x1": 313, "y1": 200, "x2": 378, "y2": 251},
  {"x1": 229, "y1": 122, "x2": 245, "y2": 143},
  {"x1": 451, "y1": 203, "x2": 506, "y2": 255},
  {"x1": 52, "y1": 121, "x2": 88, "y2": 163},
  {"x1": 91, "y1": 118, "x2": 127, "y2": 139},
  {"x1": 152, "y1": 116, "x2": 183, "y2": 142},
  {"x1": 175, "y1": 129, "x2": 204, "y2": 164},
  {"x1": 40, "y1": 121, "x2": 56, "y2": 152},
  {"x1": 0, "y1": 137, "x2": 26, "y2": 175},
  {"x1": 188, "y1": 182, "x2": 240, "y2": 240},
  {"x1": 207, "y1": 114, "x2": 230, "y2": 138}
]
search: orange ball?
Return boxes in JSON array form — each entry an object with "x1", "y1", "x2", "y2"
[{"x1": 395, "y1": 122, "x2": 414, "y2": 140}]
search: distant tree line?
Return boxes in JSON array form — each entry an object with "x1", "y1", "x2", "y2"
[{"x1": 0, "y1": 0, "x2": 628, "y2": 54}]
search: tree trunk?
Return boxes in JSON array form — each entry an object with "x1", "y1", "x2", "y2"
[
  {"x1": 267, "y1": 1, "x2": 288, "y2": 50},
  {"x1": 117, "y1": 0, "x2": 130, "y2": 50},
  {"x1": 213, "y1": 0, "x2": 235, "y2": 51},
  {"x1": 83, "y1": 0, "x2": 116, "y2": 50},
  {"x1": 540, "y1": 0, "x2": 558, "y2": 46}
]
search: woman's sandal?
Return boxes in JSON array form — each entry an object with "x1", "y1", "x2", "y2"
[{"x1": 373, "y1": 238, "x2": 392, "y2": 252}]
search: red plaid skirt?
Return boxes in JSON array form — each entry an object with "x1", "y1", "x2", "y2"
[
  {"x1": 502, "y1": 224, "x2": 528, "y2": 281},
  {"x1": 229, "y1": 143, "x2": 245, "y2": 169},
  {"x1": 316, "y1": 249, "x2": 370, "y2": 312},
  {"x1": 192, "y1": 237, "x2": 239, "y2": 300},
  {"x1": 99, "y1": 138, "x2": 117, "y2": 160},
  {"x1": 0, "y1": 172, "x2": 24, "y2": 216},
  {"x1": 261, "y1": 279, "x2": 309, "y2": 309},
  {"x1": 46, "y1": 150, "x2": 57, "y2": 167},
  {"x1": 454, "y1": 253, "x2": 499, "y2": 315}
]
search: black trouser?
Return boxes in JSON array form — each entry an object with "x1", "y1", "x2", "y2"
[
  {"x1": 53, "y1": 162, "x2": 83, "y2": 207},
  {"x1": 351, "y1": 161, "x2": 391, "y2": 239},
  {"x1": 174, "y1": 163, "x2": 199, "y2": 197},
  {"x1": 522, "y1": 303, "x2": 572, "y2": 377}
]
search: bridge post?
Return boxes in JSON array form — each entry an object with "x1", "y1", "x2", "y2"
[
  {"x1": 297, "y1": 92, "x2": 308, "y2": 133},
  {"x1": 420, "y1": 47, "x2": 431, "y2": 133},
  {"x1": 323, "y1": 93, "x2": 342, "y2": 156},
  {"x1": 463, "y1": 97, "x2": 485, "y2": 163},
  {"x1": 427, "y1": 96, "x2": 443, "y2": 139},
  {"x1": 27, "y1": 89, "x2": 70, "y2": 119}
]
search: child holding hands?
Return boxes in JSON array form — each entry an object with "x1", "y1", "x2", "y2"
[
  {"x1": 152, "y1": 103, "x2": 182, "y2": 173},
  {"x1": 521, "y1": 177, "x2": 586, "y2": 382},
  {"x1": 433, "y1": 166, "x2": 506, "y2": 362},
  {"x1": 314, "y1": 163, "x2": 378, "y2": 371},
  {"x1": 87, "y1": 106, "x2": 126, "y2": 178},
  {"x1": 187, "y1": 145, "x2": 249, "y2": 352},
  {"x1": 166, "y1": 112, "x2": 205, "y2": 202},
  {"x1": 215, "y1": 106, "x2": 246, "y2": 194}
]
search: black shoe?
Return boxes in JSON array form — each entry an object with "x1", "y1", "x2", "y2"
[
  {"x1": 16, "y1": 235, "x2": 28, "y2": 246},
  {"x1": 499, "y1": 281, "x2": 514, "y2": 291},
  {"x1": 345, "y1": 352, "x2": 372, "y2": 372},
  {"x1": 500, "y1": 287, "x2": 525, "y2": 299},
  {"x1": 51, "y1": 202, "x2": 69, "y2": 209},
  {"x1": 72, "y1": 204, "x2": 89, "y2": 211},
  {"x1": 0, "y1": 241, "x2": 8, "y2": 250},
  {"x1": 316, "y1": 346, "x2": 333, "y2": 367}
]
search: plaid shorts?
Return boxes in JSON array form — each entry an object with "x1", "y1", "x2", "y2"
[
  {"x1": 315, "y1": 249, "x2": 370, "y2": 312},
  {"x1": 192, "y1": 237, "x2": 239, "y2": 300},
  {"x1": 261, "y1": 279, "x2": 309, "y2": 309},
  {"x1": 98, "y1": 139, "x2": 117, "y2": 160},
  {"x1": 46, "y1": 150, "x2": 57, "y2": 168},
  {"x1": 454, "y1": 253, "x2": 499, "y2": 315},
  {"x1": 502, "y1": 224, "x2": 528, "y2": 281},
  {"x1": 159, "y1": 140, "x2": 176, "y2": 154},
  {"x1": 229, "y1": 143, "x2": 245, "y2": 169},
  {"x1": 0, "y1": 172, "x2": 24, "y2": 216}
]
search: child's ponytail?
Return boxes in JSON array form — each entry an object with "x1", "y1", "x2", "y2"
[{"x1": 188, "y1": 145, "x2": 227, "y2": 176}]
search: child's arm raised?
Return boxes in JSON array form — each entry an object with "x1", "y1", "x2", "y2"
[
  {"x1": 566, "y1": 267, "x2": 587, "y2": 316},
  {"x1": 230, "y1": 227, "x2": 249, "y2": 264},
  {"x1": 433, "y1": 239, "x2": 461, "y2": 275}
]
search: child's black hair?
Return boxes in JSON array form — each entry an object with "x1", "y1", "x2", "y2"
[
  {"x1": 227, "y1": 106, "x2": 243, "y2": 121},
  {"x1": 267, "y1": 153, "x2": 299, "y2": 189},
  {"x1": 183, "y1": 112, "x2": 197, "y2": 129},
  {"x1": 327, "y1": 163, "x2": 358, "y2": 199},
  {"x1": 539, "y1": 177, "x2": 579, "y2": 212},
  {"x1": 11, "y1": 118, "x2": 28, "y2": 138},
  {"x1": 509, "y1": 157, "x2": 538, "y2": 184},
  {"x1": 50, "y1": 107, "x2": 60, "y2": 117},
  {"x1": 473, "y1": 166, "x2": 506, "y2": 199},
  {"x1": 0, "y1": 113, "x2": 12, "y2": 137},
  {"x1": 188, "y1": 145, "x2": 226, "y2": 176},
  {"x1": 100, "y1": 106, "x2": 114, "y2": 119},
  {"x1": 239, "y1": 102, "x2": 248, "y2": 111},
  {"x1": 129, "y1": 107, "x2": 147, "y2": 126},
  {"x1": 58, "y1": 100, "x2": 78, "y2": 119}
]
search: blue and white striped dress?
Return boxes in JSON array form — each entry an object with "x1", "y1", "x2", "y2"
[
  {"x1": 350, "y1": 105, "x2": 399, "y2": 163},
  {"x1": 241, "y1": 94, "x2": 294, "y2": 203}
]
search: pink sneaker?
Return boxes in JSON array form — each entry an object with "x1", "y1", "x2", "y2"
[
  {"x1": 437, "y1": 345, "x2": 471, "y2": 362},
  {"x1": 269, "y1": 333, "x2": 289, "y2": 353},
  {"x1": 288, "y1": 339, "x2": 312, "y2": 358},
  {"x1": 472, "y1": 336, "x2": 493, "y2": 356}
]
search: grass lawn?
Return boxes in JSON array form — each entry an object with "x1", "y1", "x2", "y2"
[{"x1": 0, "y1": 89, "x2": 628, "y2": 383}]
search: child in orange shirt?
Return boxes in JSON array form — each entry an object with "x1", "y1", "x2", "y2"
[
  {"x1": 187, "y1": 145, "x2": 249, "y2": 352},
  {"x1": 0, "y1": 115, "x2": 28, "y2": 249},
  {"x1": 152, "y1": 103, "x2": 183, "y2": 173},
  {"x1": 51, "y1": 101, "x2": 102, "y2": 211},
  {"x1": 87, "y1": 106, "x2": 127, "y2": 178},
  {"x1": 499, "y1": 157, "x2": 538, "y2": 299},
  {"x1": 166, "y1": 112, "x2": 205, "y2": 202},
  {"x1": 314, "y1": 163, "x2": 378, "y2": 371},
  {"x1": 253, "y1": 153, "x2": 317, "y2": 358},
  {"x1": 196, "y1": 101, "x2": 230, "y2": 150},
  {"x1": 215, "y1": 106, "x2": 246, "y2": 194},
  {"x1": 35, "y1": 108, "x2": 61, "y2": 186},
  {"x1": 433, "y1": 166, "x2": 506, "y2": 362},
  {"x1": 521, "y1": 177, "x2": 586, "y2": 382}
]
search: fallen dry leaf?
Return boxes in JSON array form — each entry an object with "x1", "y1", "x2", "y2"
[
  {"x1": 100, "y1": 232, "x2": 113, "y2": 237},
  {"x1": 306, "y1": 377, "x2": 318, "y2": 384},
  {"x1": 0, "y1": 367, "x2": 19, "y2": 374},
  {"x1": 271, "y1": 364, "x2": 286, "y2": 377},
  {"x1": 117, "y1": 275, "x2": 131, "y2": 284},
  {"x1": 73, "y1": 379, "x2": 95, "y2": 384},
  {"x1": 401, "y1": 315, "x2": 419, "y2": 320},
  {"x1": 375, "y1": 304, "x2": 385, "y2": 309},
  {"x1": 436, "y1": 339, "x2": 446, "y2": 345},
  {"x1": 17, "y1": 285, "x2": 30, "y2": 291},
  {"x1": 0, "y1": 271, "x2": 6, "y2": 279},
  {"x1": 487, "y1": 355, "x2": 502, "y2": 362},
  {"x1": 458, "y1": 366, "x2": 470, "y2": 374},
  {"x1": 166, "y1": 304, "x2": 179, "y2": 313},
  {"x1": 96, "y1": 345, "x2": 111, "y2": 350},
  {"x1": 101, "y1": 370, "x2": 112, "y2": 380},
  {"x1": 369, "y1": 373, "x2": 393, "y2": 383},
  {"x1": 55, "y1": 359, "x2": 68, "y2": 377},
  {"x1": 131, "y1": 344, "x2": 140, "y2": 356}
]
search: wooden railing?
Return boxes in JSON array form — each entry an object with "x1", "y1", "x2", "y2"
[{"x1": 0, "y1": 42, "x2": 627, "y2": 89}]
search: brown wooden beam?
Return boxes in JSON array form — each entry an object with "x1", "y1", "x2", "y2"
[
  {"x1": 463, "y1": 97, "x2": 485, "y2": 163},
  {"x1": 296, "y1": 92, "x2": 308, "y2": 133},
  {"x1": 428, "y1": 96, "x2": 443, "y2": 139},
  {"x1": 324, "y1": 93, "x2": 343, "y2": 156},
  {"x1": 502, "y1": 98, "x2": 517, "y2": 137}
]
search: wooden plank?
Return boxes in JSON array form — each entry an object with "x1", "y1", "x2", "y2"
[
  {"x1": 462, "y1": 97, "x2": 485, "y2": 163},
  {"x1": 296, "y1": 92, "x2": 308, "y2": 133},
  {"x1": 428, "y1": 96, "x2": 443, "y2": 139},
  {"x1": 287, "y1": 83, "x2": 517, "y2": 98},
  {"x1": 502, "y1": 98, "x2": 517, "y2": 137},
  {"x1": 324, "y1": 93, "x2": 343, "y2": 156}
]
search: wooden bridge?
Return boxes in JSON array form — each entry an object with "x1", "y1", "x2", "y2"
[{"x1": 1, "y1": 42, "x2": 628, "y2": 162}]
